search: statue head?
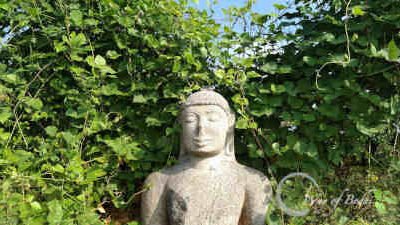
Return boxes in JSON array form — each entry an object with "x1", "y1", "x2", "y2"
[{"x1": 178, "y1": 88, "x2": 236, "y2": 160}]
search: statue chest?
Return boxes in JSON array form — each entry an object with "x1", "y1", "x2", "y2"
[{"x1": 165, "y1": 169, "x2": 246, "y2": 225}]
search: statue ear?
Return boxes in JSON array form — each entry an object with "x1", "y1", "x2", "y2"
[
  {"x1": 177, "y1": 111, "x2": 183, "y2": 124},
  {"x1": 228, "y1": 111, "x2": 236, "y2": 128},
  {"x1": 179, "y1": 132, "x2": 187, "y2": 159},
  {"x1": 224, "y1": 111, "x2": 236, "y2": 160}
]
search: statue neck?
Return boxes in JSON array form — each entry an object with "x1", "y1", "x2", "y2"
[{"x1": 186, "y1": 152, "x2": 230, "y2": 170}]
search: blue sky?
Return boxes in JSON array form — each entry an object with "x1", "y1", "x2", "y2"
[
  {"x1": 192, "y1": 0, "x2": 288, "y2": 22},
  {"x1": 1, "y1": 0, "x2": 289, "y2": 46}
]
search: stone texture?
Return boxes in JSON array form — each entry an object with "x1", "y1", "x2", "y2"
[{"x1": 141, "y1": 89, "x2": 272, "y2": 225}]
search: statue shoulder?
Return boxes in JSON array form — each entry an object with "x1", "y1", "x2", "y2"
[
  {"x1": 235, "y1": 164, "x2": 272, "y2": 224},
  {"x1": 143, "y1": 170, "x2": 169, "y2": 188},
  {"x1": 236, "y1": 164, "x2": 271, "y2": 186},
  {"x1": 238, "y1": 164, "x2": 273, "y2": 207},
  {"x1": 143, "y1": 164, "x2": 183, "y2": 188}
]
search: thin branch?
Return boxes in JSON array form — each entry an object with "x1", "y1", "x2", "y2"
[
  {"x1": 6, "y1": 62, "x2": 54, "y2": 148},
  {"x1": 315, "y1": 0, "x2": 352, "y2": 90}
]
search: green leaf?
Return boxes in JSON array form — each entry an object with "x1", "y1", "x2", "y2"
[
  {"x1": 268, "y1": 96, "x2": 283, "y2": 107},
  {"x1": 303, "y1": 56, "x2": 317, "y2": 66},
  {"x1": 287, "y1": 97, "x2": 303, "y2": 108},
  {"x1": 388, "y1": 39, "x2": 399, "y2": 60},
  {"x1": 183, "y1": 50, "x2": 195, "y2": 65},
  {"x1": 272, "y1": 142, "x2": 280, "y2": 153},
  {"x1": 97, "y1": 83, "x2": 125, "y2": 96},
  {"x1": 101, "y1": 136, "x2": 140, "y2": 160},
  {"x1": 260, "y1": 62, "x2": 278, "y2": 74},
  {"x1": 87, "y1": 113, "x2": 111, "y2": 135},
  {"x1": 0, "y1": 107, "x2": 12, "y2": 124},
  {"x1": 0, "y1": 3, "x2": 11, "y2": 11},
  {"x1": 306, "y1": 142, "x2": 318, "y2": 158},
  {"x1": 316, "y1": 32, "x2": 335, "y2": 43},
  {"x1": 382, "y1": 191, "x2": 398, "y2": 204},
  {"x1": 237, "y1": 57, "x2": 254, "y2": 68},
  {"x1": 328, "y1": 146, "x2": 342, "y2": 165},
  {"x1": 70, "y1": 10, "x2": 83, "y2": 26},
  {"x1": 375, "y1": 202, "x2": 387, "y2": 215},
  {"x1": 286, "y1": 135, "x2": 298, "y2": 148},
  {"x1": 87, "y1": 55, "x2": 116, "y2": 74},
  {"x1": 293, "y1": 139, "x2": 307, "y2": 155},
  {"x1": 4, "y1": 149, "x2": 33, "y2": 165},
  {"x1": 277, "y1": 65, "x2": 292, "y2": 74},
  {"x1": 62, "y1": 131, "x2": 79, "y2": 146},
  {"x1": 65, "y1": 108, "x2": 85, "y2": 119},
  {"x1": 302, "y1": 113, "x2": 316, "y2": 122},
  {"x1": 53, "y1": 164, "x2": 65, "y2": 173},
  {"x1": 145, "y1": 116, "x2": 163, "y2": 127},
  {"x1": 0, "y1": 74, "x2": 18, "y2": 84},
  {"x1": 45, "y1": 126, "x2": 58, "y2": 137},
  {"x1": 374, "y1": 189, "x2": 383, "y2": 201},
  {"x1": 352, "y1": 5, "x2": 365, "y2": 16},
  {"x1": 318, "y1": 104, "x2": 340, "y2": 119},
  {"x1": 247, "y1": 71, "x2": 261, "y2": 78},
  {"x1": 250, "y1": 104, "x2": 275, "y2": 117},
  {"x1": 94, "y1": 55, "x2": 106, "y2": 66},
  {"x1": 77, "y1": 210, "x2": 104, "y2": 225},
  {"x1": 273, "y1": 3, "x2": 287, "y2": 10},
  {"x1": 86, "y1": 167, "x2": 106, "y2": 183},
  {"x1": 232, "y1": 94, "x2": 249, "y2": 106},
  {"x1": 30, "y1": 201, "x2": 42, "y2": 212},
  {"x1": 270, "y1": 84, "x2": 286, "y2": 94},
  {"x1": 370, "y1": 43, "x2": 377, "y2": 55},
  {"x1": 47, "y1": 200, "x2": 63, "y2": 225},
  {"x1": 25, "y1": 97, "x2": 43, "y2": 110},
  {"x1": 133, "y1": 94, "x2": 147, "y2": 103},
  {"x1": 127, "y1": 222, "x2": 139, "y2": 225},
  {"x1": 54, "y1": 40, "x2": 67, "y2": 53},
  {"x1": 106, "y1": 50, "x2": 121, "y2": 59},
  {"x1": 84, "y1": 18, "x2": 99, "y2": 26},
  {"x1": 173, "y1": 57, "x2": 181, "y2": 73},
  {"x1": 252, "y1": 13, "x2": 269, "y2": 25},
  {"x1": 356, "y1": 122, "x2": 386, "y2": 136},
  {"x1": 69, "y1": 32, "x2": 86, "y2": 48},
  {"x1": 236, "y1": 117, "x2": 249, "y2": 129}
]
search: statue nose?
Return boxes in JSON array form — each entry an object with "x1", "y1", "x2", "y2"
[{"x1": 197, "y1": 117, "x2": 207, "y2": 136}]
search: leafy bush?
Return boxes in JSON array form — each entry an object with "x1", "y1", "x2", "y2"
[
  {"x1": 1, "y1": 0, "x2": 219, "y2": 223},
  {"x1": 217, "y1": 0, "x2": 400, "y2": 224}
]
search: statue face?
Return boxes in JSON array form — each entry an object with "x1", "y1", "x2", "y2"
[{"x1": 181, "y1": 105, "x2": 229, "y2": 157}]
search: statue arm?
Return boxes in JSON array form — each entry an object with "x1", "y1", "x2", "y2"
[
  {"x1": 242, "y1": 169, "x2": 272, "y2": 225},
  {"x1": 141, "y1": 171, "x2": 169, "y2": 225}
]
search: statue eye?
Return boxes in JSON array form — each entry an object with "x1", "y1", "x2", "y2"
[
  {"x1": 184, "y1": 114, "x2": 197, "y2": 123},
  {"x1": 208, "y1": 113, "x2": 219, "y2": 122}
]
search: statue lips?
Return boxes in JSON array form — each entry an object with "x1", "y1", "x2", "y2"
[{"x1": 193, "y1": 138, "x2": 212, "y2": 148}]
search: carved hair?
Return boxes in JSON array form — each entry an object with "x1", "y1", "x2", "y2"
[{"x1": 178, "y1": 88, "x2": 236, "y2": 161}]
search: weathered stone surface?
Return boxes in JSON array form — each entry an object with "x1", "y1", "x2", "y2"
[{"x1": 141, "y1": 89, "x2": 272, "y2": 225}]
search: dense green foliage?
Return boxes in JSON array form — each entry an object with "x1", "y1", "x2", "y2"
[
  {"x1": 0, "y1": 0, "x2": 219, "y2": 223},
  {"x1": 218, "y1": 1, "x2": 400, "y2": 224},
  {"x1": 0, "y1": 0, "x2": 399, "y2": 224}
]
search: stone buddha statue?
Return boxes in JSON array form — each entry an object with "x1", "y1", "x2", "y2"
[{"x1": 141, "y1": 88, "x2": 272, "y2": 225}]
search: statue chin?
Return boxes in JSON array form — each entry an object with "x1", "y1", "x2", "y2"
[{"x1": 187, "y1": 147, "x2": 222, "y2": 157}]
